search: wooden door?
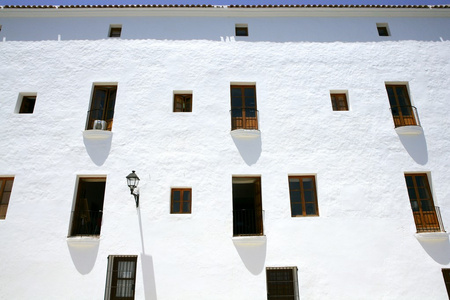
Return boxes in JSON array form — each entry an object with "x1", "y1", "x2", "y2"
[{"x1": 386, "y1": 85, "x2": 416, "y2": 127}]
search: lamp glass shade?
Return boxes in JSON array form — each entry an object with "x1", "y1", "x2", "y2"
[{"x1": 126, "y1": 171, "x2": 140, "y2": 188}]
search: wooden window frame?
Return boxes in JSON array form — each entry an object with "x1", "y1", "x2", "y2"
[
  {"x1": 109, "y1": 25, "x2": 122, "y2": 38},
  {"x1": 288, "y1": 175, "x2": 319, "y2": 217},
  {"x1": 86, "y1": 85, "x2": 117, "y2": 131},
  {"x1": 266, "y1": 267, "x2": 299, "y2": 300},
  {"x1": 19, "y1": 95, "x2": 36, "y2": 114},
  {"x1": 173, "y1": 94, "x2": 193, "y2": 112},
  {"x1": 404, "y1": 173, "x2": 442, "y2": 232},
  {"x1": 0, "y1": 177, "x2": 14, "y2": 220},
  {"x1": 235, "y1": 24, "x2": 248, "y2": 36},
  {"x1": 170, "y1": 188, "x2": 192, "y2": 214},
  {"x1": 230, "y1": 85, "x2": 258, "y2": 130},
  {"x1": 386, "y1": 84, "x2": 417, "y2": 127},
  {"x1": 69, "y1": 177, "x2": 106, "y2": 237},
  {"x1": 105, "y1": 255, "x2": 138, "y2": 300},
  {"x1": 330, "y1": 93, "x2": 348, "y2": 111}
]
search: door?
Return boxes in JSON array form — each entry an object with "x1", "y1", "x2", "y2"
[
  {"x1": 232, "y1": 177, "x2": 263, "y2": 236},
  {"x1": 386, "y1": 85, "x2": 416, "y2": 127},
  {"x1": 405, "y1": 174, "x2": 439, "y2": 232}
]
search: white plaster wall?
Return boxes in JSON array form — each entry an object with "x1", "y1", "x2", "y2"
[{"x1": 0, "y1": 10, "x2": 450, "y2": 300}]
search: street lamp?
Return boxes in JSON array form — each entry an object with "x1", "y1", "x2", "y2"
[{"x1": 126, "y1": 170, "x2": 140, "y2": 207}]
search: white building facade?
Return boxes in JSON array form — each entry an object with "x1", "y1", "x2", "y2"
[{"x1": 1, "y1": 4, "x2": 450, "y2": 299}]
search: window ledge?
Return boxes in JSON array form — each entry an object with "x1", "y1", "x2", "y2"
[
  {"x1": 395, "y1": 125, "x2": 423, "y2": 135},
  {"x1": 415, "y1": 232, "x2": 448, "y2": 242},
  {"x1": 66, "y1": 236, "x2": 101, "y2": 247},
  {"x1": 83, "y1": 130, "x2": 113, "y2": 140},
  {"x1": 230, "y1": 129, "x2": 261, "y2": 139},
  {"x1": 232, "y1": 235, "x2": 266, "y2": 246}
]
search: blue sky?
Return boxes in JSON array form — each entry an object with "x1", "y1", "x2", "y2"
[{"x1": 0, "y1": 0, "x2": 448, "y2": 7}]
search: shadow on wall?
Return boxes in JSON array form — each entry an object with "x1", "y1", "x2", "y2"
[
  {"x1": 67, "y1": 241, "x2": 100, "y2": 274},
  {"x1": 232, "y1": 240, "x2": 267, "y2": 275},
  {"x1": 231, "y1": 136, "x2": 262, "y2": 166},
  {"x1": 417, "y1": 237, "x2": 450, "y2": 264},
  {"x1": 83, "y1": 135, "x2": 112, "y2": 166},
  {"x1": 397, "y1": 132, "x2": 428, "y2": 165}
]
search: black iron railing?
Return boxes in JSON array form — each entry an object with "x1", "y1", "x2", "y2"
[
  {"x1": 86, "y1": 109, "x2": 113, "y2": 130},
  {"x1": 230, "y1": 109, "x2": 259, "y2": 130},
  {"x1": 415, "y1": 206, "x2": 445, "y2": 233},
  {"x1": 390, "y1": 105, "x2": 420, "y2": 128},
  {"x1": 70, "y1": 210, "x2": 103, "y2": 236},
  {"x1": 233, "y1": 209, "x2": 264, "y2": 236}
]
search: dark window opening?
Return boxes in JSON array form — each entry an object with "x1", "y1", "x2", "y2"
[
  {"x1": 266, "y1": 267, "x2": 299, "y2": 300},
  {"x1": 173, "y1": 94, "x2": 192, "y2": 112},
  {"x1": 232, "y1": 177, "x2": 263, "y2": 236},
  {"x1": 19, "y1": 95, "x2": 36, "y2": 114},
  {"x1": 235, "y1": 25, "x2": 248, "y2": 36},
  {"x1": 330, "y1": 93, "x2": 348, "y2": 111},
  {"x1": 171, "y1": 188, "x2": 192, "y2": 214},
  {"x1": 442, "y1": 269, "x2": 450, "y2": 298},
  {"x1": 109, "y1": 26, "x2": 122, "y2": 38},
  {"x1": 377, "y1": 24, "x2": 390, "y2": 36},
  {"x1": 230, "y1": 85, "x2": 258, "y2": 130},
  {"x1": 289, "y1": 176, "x2": 319, "y2": 217},
  {"x1": 69, "y1": 177, "x2": 105, "y2": 237},
  {"x1": 105, "y1": 255, "x2": 138, "y2": 300},
  {"x1": 86, "y1": 85, "x2": 117, "y2": 131},
  {"x1": 0, "y1": 178, "x2": 14, "y2": 219}
]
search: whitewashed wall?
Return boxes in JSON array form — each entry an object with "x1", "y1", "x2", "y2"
[{"x1": 0, "y1": 8, "x2": 450, "y2": 300}]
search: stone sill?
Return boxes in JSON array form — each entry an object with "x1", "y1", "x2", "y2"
[
  {"x1": 232, "y1": 235, "x2": 266, "y2": 246},
  {"x1": 230, "y1": 129, "x2": 261, "y2": 139},
  {"x1": 415, "y1": 232, "x2": 448, "y2": 242},
  {"x1": 83, "y1": 130, "x2": 113, "y2": 140},
  {"x1": 66, "y1": 236, "x2": 101, "y2": 247},
  {"x1": 395, "y1": 125, "x2": 423, "y2": 135}
]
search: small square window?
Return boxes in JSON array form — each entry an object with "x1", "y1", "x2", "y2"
[
  {"x1": 104, "y1": 255, "x2": 138, "y2": 300},
  {"x1": 330, "y1": 93, "x2": 348, "y2": 111},
  {"x1": 235, "y1": 24, "x2": 248, "y2": 36},
  {"x1": 377, "y1": 23, "x2": 390, "y2": 36},
  {"x1": 266, "y1": 267, "x2": 299, "y2": 300},
  {"x1": 19, "y1": 95, "x2": 36, "y2": 114},
  {"x1": 288, "y1": 176, "x2": 319, "y2": 217},
  {"x1": 171, "y1": 188, "x2": 192, "y2": 214},
  {"x1": 0, "y1": 177, "x2": 14, "y2": 220},
  {"x1": 173, "y1": 93, "x2": 192, "y2": 112},
  {"x1": 109, "y1": 25, "x2": 122, "y2": 38}
]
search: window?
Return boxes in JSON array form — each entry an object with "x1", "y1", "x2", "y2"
[
  {"x1": 0, "y1": 177, "x2": 14, "y2": 220},
  {"x1": 105, "y1": 255, "x2": 138, "y2": 300},
  {"x1": 109, "y1": 25, "x2": 122, "y2": 38},
  {"x1": 170, "y1": 188, "x2": 192, "y2": 214},
  {"x1": 386, "y1": 84, "x2": 419, "y2": 127},
  {"x1": 230, "y1": 85, "x2": 258, "y2": 130},
  {"x1": 266, "y1": 267, "x2": 299, "y2": 300},
  {"x1": 173, "y1": 93, "x2": 192, "y2": 112},
  {"x1": 19, "y1": 95, "x2": 36, "y2": 114},
  {"x1": 288, "y1": 176, "x2": 319, "y2": 217},
  {"x1": 69, "y1": 177, "x2": 105, "y2": 237},
  {"x1": 235, "y1": 24, "x2": 248, "y2": 36},
  {"x1": 330, "y1": 93, "x2": 348, "y2": 111},
  {"x1": 405, "y1": 173, "x2": 443, "y2": 233},
  {"x1": 442, "y1": 269, "x2": 450, "y2": 297},
  {"x1": 377, "y1": 23, "x2": 390, "y2": 36},
  {"x1": 86, "y1": 85, "x2": 117, "y2": 131},
  {"x1": 232, "y1": 177, "x2": 263, "y2": 236}
]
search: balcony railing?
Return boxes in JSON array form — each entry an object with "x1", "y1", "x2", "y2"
[
  {"x1": 390, "y1": 105, "x2": 420, "y2": 128},
  {"x1": 414, "y1": 206, "x2": 445, "y2": 233},
  {"x1": 69, "y1": 210, "x2": 103, "y2": 237},
  {"x1": 230, "y1": 108, "x2": 259, "y2": 130},
  {"x1": 233, "y1": 209, "x2": 264, "y2": 236},
  {"x1": 86, "y1": 109, "x2": 113, "y2": 131}
]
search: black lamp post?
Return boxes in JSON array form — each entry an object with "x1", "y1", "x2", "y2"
[{"x1": 126, "y1": 170, "x2": 140, "y2": 207}]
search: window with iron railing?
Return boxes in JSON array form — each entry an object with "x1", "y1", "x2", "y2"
[
  {"x1": 232, "y1": 177, "x2": 263, "y2": 236},
  {"x1": 105, "y1": 255, "x2": 138, "y2": 300},
  {"x1": 386, "y1": 84, "x2": 420, "y2": 128},
  {"x1": 230, "y1": 85, "x2": 258, "y2": 130},
  {"x1": 69, "y1": 177, "x2": 106, "y2": 237},
  {"x1": 86, "y1": 85, "x2": 117, "y2": 131},
  {"x1": 405, "y1": 173, "x2": 445, "y2": 233}
]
